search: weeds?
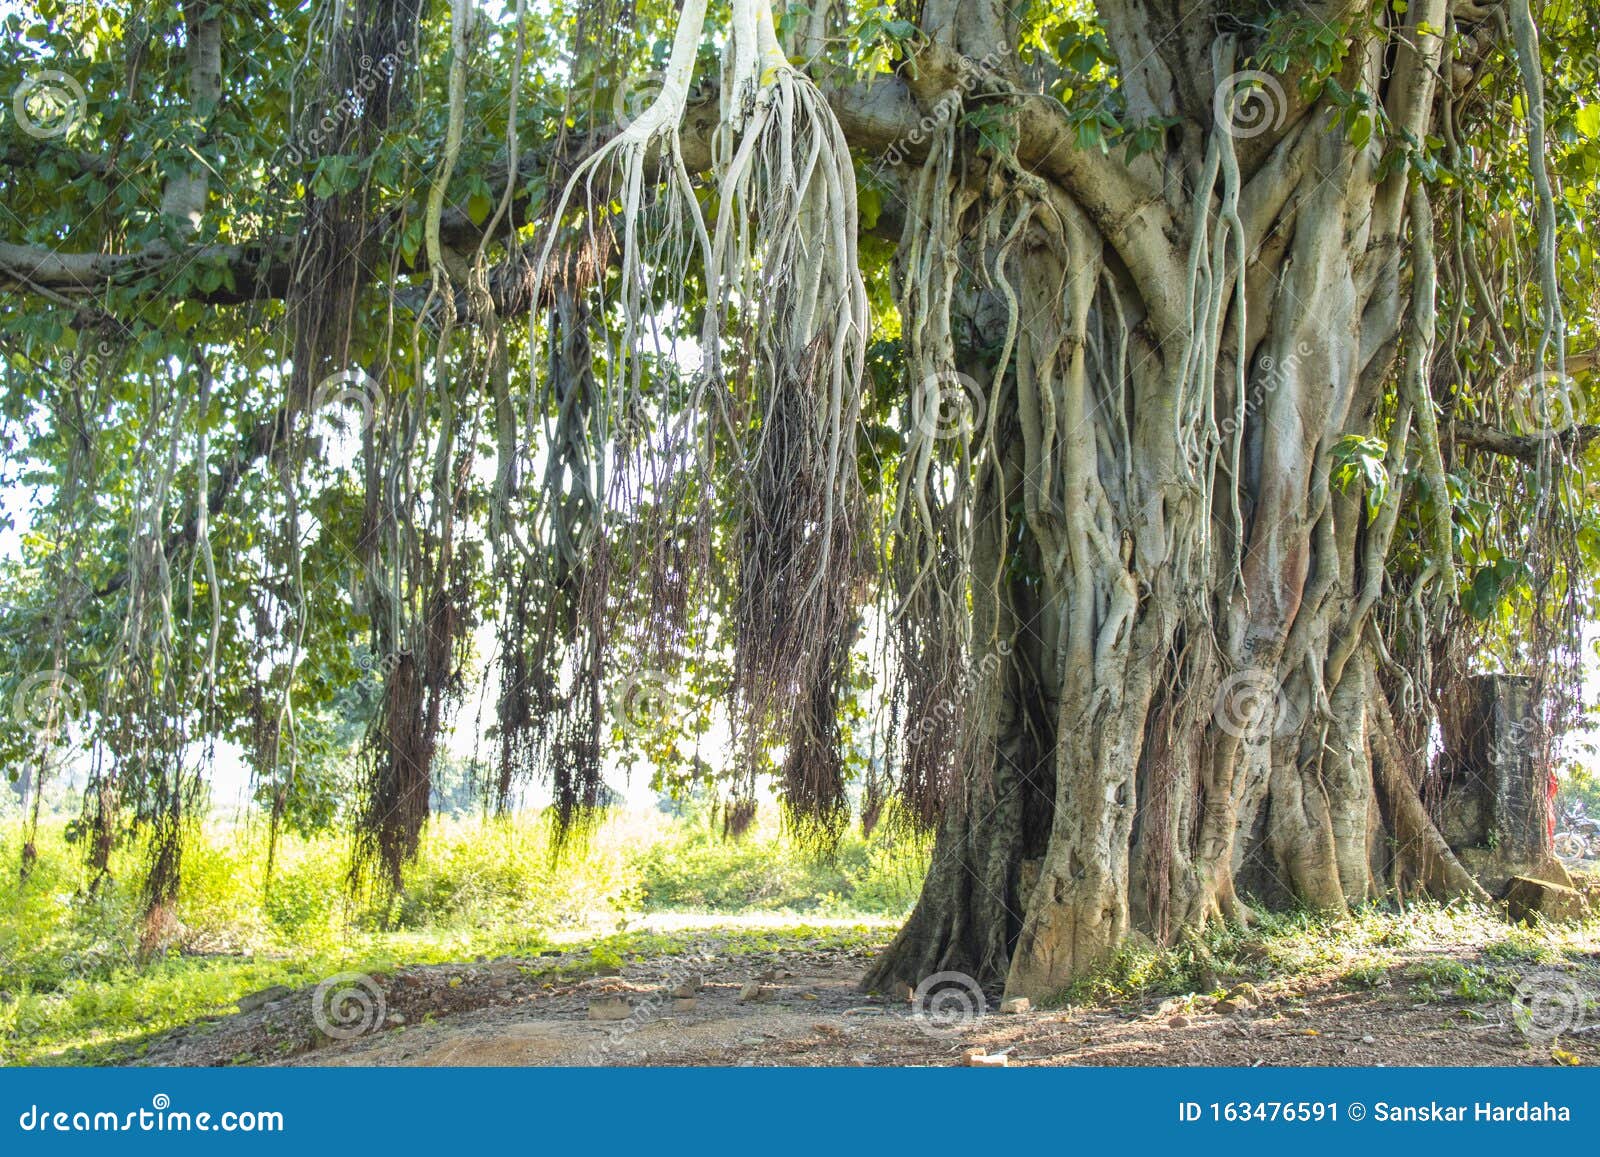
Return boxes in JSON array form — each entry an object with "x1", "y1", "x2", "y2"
[
  {"x1": 0, "y1": 808, "x2": 922, "y2": 1064},
  {"x1": 1057, "y1": 899, "x2": 1600, "y2": 1011}
]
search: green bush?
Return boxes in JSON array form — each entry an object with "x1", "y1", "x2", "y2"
[
  {"x1": 0, "y1": 804, "x2": 924, "y2": 1063},
  {"x1": 631, "y1": 808, "x2": 926, "y2": 915}
]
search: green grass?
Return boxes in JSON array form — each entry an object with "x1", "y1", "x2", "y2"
[
  {"x1": 11, "y1": 802, "x2": 1598, "y2": 1066},
  {"x1": 1403, "y1": 958, "x2": 1510, "y2": 1003},
  {"x1": 1059, "y1": 900, "x2": 1600, "y2": 1009},
  {"x1": 0, "y1": 807, "x2": 925, "y2": 1065}
]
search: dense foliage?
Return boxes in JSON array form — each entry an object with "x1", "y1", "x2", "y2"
[{"x1": 4, "y1": 0, "x2": 1600, "y2": 994}]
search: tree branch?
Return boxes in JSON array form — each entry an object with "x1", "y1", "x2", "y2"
[
  {"x1": 1450, "y1": 420, "x2": 1600, "y2": 465},
  {"x1": 0, "y1": 240, "x2": 292, "y2": 304},
  {"x1": 898, "y1": 40, "x2": 1186, "y2": 336}
]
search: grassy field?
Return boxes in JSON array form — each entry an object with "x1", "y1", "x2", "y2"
[
  {"x1": 7, "y1": 804, "x2": 1599, "y2": 1068},
  {"x1": 0, "y1": 807, "x2": 929, "y2": 1064}
]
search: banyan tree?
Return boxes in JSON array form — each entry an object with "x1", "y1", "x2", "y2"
[{"x1": 2, "y1": 0, "x2": 1598, "y2": 998}]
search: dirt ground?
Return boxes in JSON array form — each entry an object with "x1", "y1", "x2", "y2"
[{"x1": 130, "y1": 921, "x2": 1600, "y2": 1068}]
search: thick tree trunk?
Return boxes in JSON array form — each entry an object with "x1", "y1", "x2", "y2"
[{"x1": 867, "y1": 0, "x2": 1492, "y2": 1002}]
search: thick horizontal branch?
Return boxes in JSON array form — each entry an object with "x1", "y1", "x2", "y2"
[
  {"x1": 0, "y1": 239, "x2": 292, "y2": 304},
  {"x1": 896, "y1": 41, "x2": 1186, "y2": 336},
  {"x1": 1450, "y1": 419, "x2": 1600, "y2": 464},
  {"x1": 3, "y1": 73, "x2": 920, "y2": 317}
]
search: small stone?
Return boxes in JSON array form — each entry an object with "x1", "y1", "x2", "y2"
[
  {"x1": 999, "y1": 996, "x2": 1031, "y2": 1015},
  {"x1": 738, "y1": 980, "x2": 770, "y2": 1002},
  {"x1": 238, "y1": 985, "x2": 293, "y2": 1013},
  {"x1": 964, "y1": 1051, "x2": 1009, "y2": 1067},
  {"x1": 1225, "y1": 982, "x2": 1261, "y2": 1006},
  {"x1": 1362, "y1": 1034, "x2": 1376, "y2": 1044},
  {"x1": 1286, "y1": 1007, "x2": 1311, "y2": 1019},
  {"x1": 386, "y1": 1012, "x2": 406, "y2": 1026},
  {"x1": 668, "y1": 976, "x2": 703, "y2": 999},
  {"x1": 960, "y1": 1045, "x2": 988, "y2": 1063},
  {"x1": 1214, "y1": 999, "x2": 1242, "y2": 1015},
  {"x1": 588, "y1": 995, "x2": 632, "y2": 1021},
  {"x1": 1168, "y1": 1015, "x2": 1191, "y2": 1029},
  {"x1": 1505, "y1": 875, "x2": 1588, "y2": 924}
]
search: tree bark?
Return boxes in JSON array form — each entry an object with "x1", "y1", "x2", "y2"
[{"x1": 867, "y1": 0, "x2": 1500, "y2": 1001}]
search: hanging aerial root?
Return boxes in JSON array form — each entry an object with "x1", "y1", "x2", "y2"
[
  {"x1": 524, "y1": 0, "x2": 871, "y2": 836},
  {"x1": 1368, "y1": 671, "x2": 1490, "y2": 902}
]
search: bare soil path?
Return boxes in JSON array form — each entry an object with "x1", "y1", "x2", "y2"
[{"x1": 129, "y1": 919, "x2": 1600, "y2": 1068}]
